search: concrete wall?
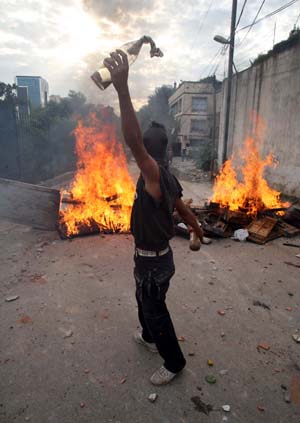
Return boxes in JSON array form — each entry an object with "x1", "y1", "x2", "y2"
[{"x1": 218, "y1": 41, "x2": 300, "y2": 197}]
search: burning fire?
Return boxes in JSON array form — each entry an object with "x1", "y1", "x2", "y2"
[
  {"x1": 59, "y1": 113, "x2": 135, "y2": 237},
  {"x1": 211, "y1": 122, "x2": 290, "y2": 216}
]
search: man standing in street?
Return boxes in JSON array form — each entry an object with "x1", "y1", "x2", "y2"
[{"x1": 104, "y1": 50, "x2": 203, "y2": 386}]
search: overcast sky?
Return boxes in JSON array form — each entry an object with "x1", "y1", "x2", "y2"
[{"x1": 1, "y1": 0, "x2": 299, "y2": 110}]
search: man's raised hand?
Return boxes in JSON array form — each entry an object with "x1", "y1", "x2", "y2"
[{"x1": 103, "y1": 49, "x2": 129, "y2": 93}]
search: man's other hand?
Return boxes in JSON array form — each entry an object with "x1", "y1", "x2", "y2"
[{"x1": 103, "y1": 50, "x2": 129, "y2": 93}]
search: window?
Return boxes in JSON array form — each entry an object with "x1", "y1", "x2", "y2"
[
  {"x1": 178, "y1": 98, "x2": 182, "y2": 113},
  {"x1": 190, "y1": 138, "x2": 206, "y2": 147},
  {"x1": 170, "y1": 98, "x2": 182, "y2": 116},
  {"x1": 190, "y1": 119, "x2": 207, "y2": 133},
  {"x1": 192, "y1": 97, "x2": 207, "y2": 112}
]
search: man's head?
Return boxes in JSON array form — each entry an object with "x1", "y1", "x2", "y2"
[{"x1": 143, "y1": 121, "x2": 168, "y2": 166}]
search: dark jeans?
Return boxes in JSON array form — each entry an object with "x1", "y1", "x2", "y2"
[{"x1": 134, "y1": 248, "x2": 186, "y2": 373}]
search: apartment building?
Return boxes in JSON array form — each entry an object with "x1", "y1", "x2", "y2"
[{"x1": 168, "y1": 77, "x2": 222, "y2": 159}]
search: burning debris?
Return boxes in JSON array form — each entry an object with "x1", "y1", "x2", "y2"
[
  {"x1": 57, "y1": 112, "x2": 300, "y2": 245},
  {"x1": 57, "y1": 114, "x2": 135, "y2": 239},
  {"x1": 211, "y1": 136, "x2": 290, "y2": 216},
  {"x1": 175, "y1": 129, "x2": 300, "y2": 244}
]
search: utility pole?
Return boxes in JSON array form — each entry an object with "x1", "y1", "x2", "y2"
[{"x1": 222, "y1": 0, "x2": 237, "y2": 164}]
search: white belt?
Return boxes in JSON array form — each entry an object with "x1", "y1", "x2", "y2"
[{"x1": 135, "y1": 247, "x2": 170, "y2": 257}]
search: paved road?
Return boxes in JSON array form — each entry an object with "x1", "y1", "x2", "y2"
[{"x1": 1, "y1": 180, "x2": 300, "y2": 423}]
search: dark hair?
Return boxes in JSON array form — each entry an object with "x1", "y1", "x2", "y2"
[{"x1": 143, "y1": 121, "x2": 168, "y2": 165}]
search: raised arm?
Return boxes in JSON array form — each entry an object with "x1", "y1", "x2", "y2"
[{"x1": 104, "y1": 50, "x2": 161, "y2": 200}]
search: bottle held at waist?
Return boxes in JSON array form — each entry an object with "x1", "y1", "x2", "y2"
[{"x1": 189, "y1": 231, "x2": 201, "y2": 251}]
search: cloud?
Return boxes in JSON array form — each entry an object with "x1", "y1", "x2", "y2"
[
  {"x1": 0, "y1": 0, "x2": 299, "y2": 110},
  {"x1": 82, "y1": 0, "x2": 156, "y2": 24}
]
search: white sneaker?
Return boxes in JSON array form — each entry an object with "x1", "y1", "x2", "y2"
[
  {"x1": 150, "y1": 365, "x2": 178, "y2": 386},
  {"x1": 202, "y1": 236, "x2": 212, "y2": 245},
  {"x1": 133, "y1": 332, "x2": 158, "y2": 353}
]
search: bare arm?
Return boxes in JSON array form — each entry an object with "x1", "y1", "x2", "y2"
[
  {"x1": 175, "y1": 198, "x2": 204, "y2": 241},
  {"x1": 104, "y1": 50, "x2": 161, "y2": 200}
]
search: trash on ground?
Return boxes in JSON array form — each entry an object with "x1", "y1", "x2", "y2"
[
  {"x1": 257, "y1": 405, "x2": 265, "y2": 412},
  {"x1": 205, "y1": 375, "x2": 217, "y2": 384},
  {"x1": 207, "y1": 359, "x2": 214, "y2": 366},
  {"x1": 202, "y1": 236, "x2": 212, "y2": 245},
  {"x1": 283, "y1": 242, "x2": 300, "y2": 248},
  {"x1": 218, "y1": 310, "x2": 226, "y2": 316},
  {"x1": 31, "y1": 274, "x2": 47, "y2": 284},
  {"x1": 222, "y1": 405, "x2": 231, "y2": 412},
  {"x1": 292, "y1": 334, "x2": 300, "y2": 343},
  {"x1": 5, "y1": 295, "x2": 19, "y2": 302},
  {"x1": 178, "y1": 336, "x2": 185, "y2": 342},
  {"x1": 284, "y1": 392, "x2": 291, "y2": 403},
  {"x1": 284, "y1": 261, "x2": 300, "y2": 268},
  {"x1": 191, "y1": 396, "x2": 213, "y2": 415},
  {"x1": 18, "y1": 314, "x2": 32, "y2": 324},
  {"x1": 120, "y1": 378, "x2": 126, "y2": 384},
  {"x1": 148, "y1": 393, "x2": 158, "y2": 403},
  {"x1": 253, "y1": 300, "x2": 271, "y2": 310},
  {"x1": 63, "y1": 329, "x2": 73, "y2": 338},
  {"x1": 219, "y1": 369, "x2": 228, "y2": 376},
  {"x1": 231, "y1": 229, "x2": 249, "y2": 241},
  {"x1": 80, "y1": 402, "x2": 85, "y2": 408},
  {"x1": 291, "y1": 375, "x2": 300, "y2": 405},
  {"x1": 257, "y1": 343, "x2": 270, "y2": 351}
]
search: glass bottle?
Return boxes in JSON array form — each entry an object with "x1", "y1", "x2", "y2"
[
  {"x1": 91, "y1": 35, "x2": 163, "y2": 90},
  {"x1": 189, "y1": 231, "x2": 201, "y2": 251}
]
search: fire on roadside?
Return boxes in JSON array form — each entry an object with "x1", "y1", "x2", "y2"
[
  {"x1": 211, "y1": 116, "x2": 290, "y2": 216},
  {"x1": 58, "y1": 113, "x2": 135, "y2": 237}
]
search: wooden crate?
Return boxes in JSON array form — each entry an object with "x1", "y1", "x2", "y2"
[{"x1": 247, "y1": 216, "x2": 278, "y2": 244}]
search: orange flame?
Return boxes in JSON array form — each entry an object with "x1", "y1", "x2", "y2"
[
  {"x1": 211, "y1": 118, "x2": 289, "y2": 216},
  {"x1": 59, "y1": 113, "x2": 135, "y2": 236}
]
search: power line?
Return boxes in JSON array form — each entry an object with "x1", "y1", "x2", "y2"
[
  {"x1": 199, "y1": 48, "x2": 222, "y2": 79},
  {"x1": 200, "y1": 44, "x2": 227, "y2": 79},
  {"x1": 295, "y1": 11, "x2": 300, "y2": 26},
  {"x1": 193, "y1": 0, "x2": 215, "y2": 43},
  {"x1": 238, "y1": 0, "x2": 266, "y2": 44},
  {"x1": 235, "y1": 0, "x2": 248, "y2": 29},
  {"x1": 236, "y1": 0, "x2": 299, "y2": 33}
]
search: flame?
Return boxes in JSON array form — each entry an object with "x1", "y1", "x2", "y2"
[
  {"x1": 59, "y1": 113, "x2": 135, "y2": 236},
  {"x1": 211, "y1": 117, "x2": 289, "y2": 216}
]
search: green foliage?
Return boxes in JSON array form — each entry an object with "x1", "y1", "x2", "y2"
[
  {"x1": 194, "y1": 142, "x2": 215, "y2": 171},
  {"x1": 18, "y1": 90, "x2": 120, "y2": 182},
  {"x1": 136, "y1": 85, "x2": 176, "y2": 139},
  {"x1": 253, "y1": 28, "x2": 300, "y2": 66},
  {"x1": 0, "y1": 82, "x2": 16, "y2": 103}
]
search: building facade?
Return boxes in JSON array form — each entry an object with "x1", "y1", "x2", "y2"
[
  {"x1": 15, "y1": 76, "x2": 49, "y2": 109},
  {"x1": 168, "y1": 77, "x2": 222, "y2": 160},
  {"x1": 49, "y1": 95, "x2": 62, "y2": 103}
]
